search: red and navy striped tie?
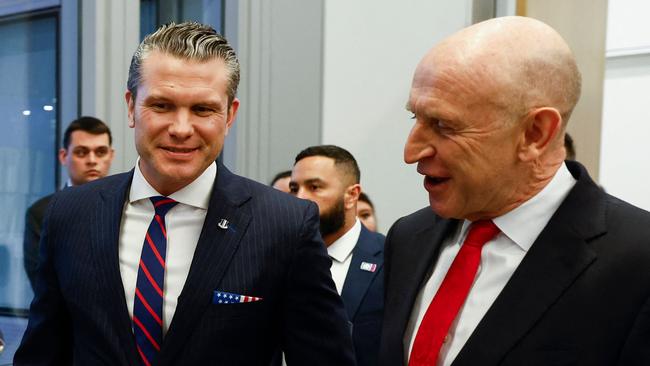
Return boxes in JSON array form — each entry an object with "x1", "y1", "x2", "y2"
[{"x1": 133, "y1": 196, "x2": 177, "y2": 366}]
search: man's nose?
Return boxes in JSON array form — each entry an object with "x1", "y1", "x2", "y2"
[
  {"x1": 295, "y1": 190, "x2": 321, "y2": 212},
  {"x1": 87, "y1": 152, "x2": 98, "y2": 165},
  {"x1": 169, "y1": 110, "x2": 194, "y2": 138},
  {"x1": 295, "y1": 188, "x2": 308, "y2": 200},
  {"x1": 404, "y1": 124, "x2": 435, "y2": 164}
]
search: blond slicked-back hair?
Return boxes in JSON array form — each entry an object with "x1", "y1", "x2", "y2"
[{"x1": 127, "y1": 21, "x2": 240, "y2": 106}]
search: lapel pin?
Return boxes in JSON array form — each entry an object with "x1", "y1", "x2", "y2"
[
  {"x1": 360, "y1": 261, "x2": 377, "y2": 273},
  {"x1": 217, "y1": 219, "x2": 230, "y2": 230}
]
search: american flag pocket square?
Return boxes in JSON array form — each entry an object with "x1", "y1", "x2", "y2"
[{"x1": 212, "y1": 290, "x2": 263, "y2": 304}]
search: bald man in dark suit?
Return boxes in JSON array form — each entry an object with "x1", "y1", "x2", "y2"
[{"x1": 380, "y1": 16, "x2": 650, "y2": 366}]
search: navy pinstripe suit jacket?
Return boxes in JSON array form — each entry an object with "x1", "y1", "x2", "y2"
[{"x1": 15, "y1": 163, "x2": 356, "y2": 365}]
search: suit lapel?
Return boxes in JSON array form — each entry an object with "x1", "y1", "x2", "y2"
[
  {"x1": 454, "y1": 162, "x2": 605, "y2": 365},
  {"x1": 93, "y1": 171, "x2": 140, "y2": 366},
  {"x1": 160, "y1": 164, "x2": 252, "y2": 361},
  {"x1": 385, "y1": 215, "x2": 457, "y2": 364},
  {"x1": 341, "y1": 226, "x2": 383, "y2": 320}
]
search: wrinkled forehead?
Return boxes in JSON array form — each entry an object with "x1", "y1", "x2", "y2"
[{"x1": 409, "y1": 47, "x2": 502, "y2": 109}]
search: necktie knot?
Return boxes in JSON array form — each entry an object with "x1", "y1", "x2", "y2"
[
  {"x1": 150, "y1": 196, "x2": 178, "y2": 217},
  {"x1": 464, "y1": 220, "x2": 500, "y2": 248}
]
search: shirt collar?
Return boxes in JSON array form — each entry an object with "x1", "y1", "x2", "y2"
[
  {"x1": 491, "y1": 162, "x2": 577, "y2": 251},
  {"x1": 328, "y1": 219, "x2": 362, "y2": 263},
  {"x1": 129, "y1": 158, "x2": 216, "y2": 210}
]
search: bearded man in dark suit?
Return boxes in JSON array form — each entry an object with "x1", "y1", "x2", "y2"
[{"x1": 290, "y1": 145, "x2": 385, "y2": 366}]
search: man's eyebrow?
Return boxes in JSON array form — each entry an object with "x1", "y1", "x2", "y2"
[
  {"x1": 303, "y1": 178, "x2": 325, "y2": 185},
  {"x1": 142, "y1": 94, "x2": 171, "y2": 102},
  {"x1": 71, "y1": 145, "x2": 111, "y2": 153}
]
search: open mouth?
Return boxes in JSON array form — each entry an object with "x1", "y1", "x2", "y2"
[
  {"x1": 163, "y1": 146, "x2": 197, "y2": 153},
  {"x1": 425, "y1": 176, "x2": 450, "y2": 187}
]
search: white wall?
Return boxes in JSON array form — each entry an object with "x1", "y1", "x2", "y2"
[
  {"x1": 605, "y1": 0, "x2": 650, "y2": 57},
  {"x1": 228, "y1": 0, "x2": 324, "y2": 182},
  {"x1": 600, "y1": 0, "x2": 650, "y2": 211},
  {"x1": 321, "y1": 0, "x2": 472, "y2": 233},
  {"x1": 80, "y1": 0, "x2": 140, "y2": 174}
]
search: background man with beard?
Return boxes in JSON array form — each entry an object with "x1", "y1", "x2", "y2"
[{"x1": 290, "y1": 145, "x2": 385, "y2": 366}]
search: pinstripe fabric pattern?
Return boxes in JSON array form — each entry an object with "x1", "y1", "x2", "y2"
[{"x1": 15, "y1": 163, "x2": 356, "y2": 366}]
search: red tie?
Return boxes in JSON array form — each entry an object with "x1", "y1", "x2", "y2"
[{"x1": 409, "y1": 220, "x2": 500, "y2": 366}]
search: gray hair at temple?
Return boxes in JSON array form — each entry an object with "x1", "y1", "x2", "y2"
[{"x1": 127, "y1": 21, "x2": 240, "y2": 107}]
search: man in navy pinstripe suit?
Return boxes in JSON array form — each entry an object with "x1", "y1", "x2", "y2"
[{"x1": 15, "y1": 22, "x2": 355, "y2": 366}]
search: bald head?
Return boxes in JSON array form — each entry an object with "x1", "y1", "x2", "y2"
[
  {"x1": 405, "y1": 17, "x2": 582, "y2": 220},
  {"x1": 420, "y1": 16, "x2": 581, "y2": 125}
]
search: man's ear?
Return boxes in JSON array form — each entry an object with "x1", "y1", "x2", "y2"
[
  {"x1": 108, "y1": 148, "x2": 115, "y2": 163},
  {"x1": 125, "y1": 90, "x2": 135, "y2": 128},
  {"x1": 58, "y1": 148, "x2": 68, "y2": 166},
  {"x1": 344, "y1": 184, "x2": 362, "y2": 210},
  {"x1": 518, "y1": 107, "x2": 562, "y2": 162},
  {"x1": 224, "y1": 98, "x2": 240, "y2": 135}
]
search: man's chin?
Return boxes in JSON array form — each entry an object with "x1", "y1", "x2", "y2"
[
  {"x1": 428, "y1": 196, "x2": 459, "y2": 219},
  {"x1": 76, "y1": 176, "x2": 100, "y2": 185},
  {"x1": 159, "y1": 168, "x2": 206, "y2": 190}
]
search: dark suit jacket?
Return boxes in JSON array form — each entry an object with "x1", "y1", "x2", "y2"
[
  {"x1": 15, "y1": 163, "x2": 356, "y2": 366},
  {"x1": 380, "y1": 161, "x2": 650, "y2": 366},
  {"x1": 270, "y1": 225, "x2": 384, "y2": 366},
  {"x1": 23, "y1": 194, "x2": 53, "y2": 290},
  {"x1": 341, "y1": 225, "x2": 385, "y2": 366}
]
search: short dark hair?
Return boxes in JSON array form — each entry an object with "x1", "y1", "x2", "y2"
[
  {"x1": 358, "y1": 192, "x2": 374, "y2": 209},
  {"x1": 270, "y1": 170, "x2": 292, "y2": 186},
  {"x1": 564, "y1": 132, "x2": 576, "y2": 160},
  {"x1": 294, "y1": 145, "x2": 360, "y2": 184},
  {"x1": 63, "y1": 116, "x2": 112, "y2": 149}
]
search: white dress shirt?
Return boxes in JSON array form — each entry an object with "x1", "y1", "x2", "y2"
[
  {"x1": 119, "y1": 160, "x2": 216, "y2": 334},
  {"x1": 405, "y1": 163, "x2": 577, "y2": 366},
  {"x1": 327, "y1": 219, "x2": 362, "y2": 294}
]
